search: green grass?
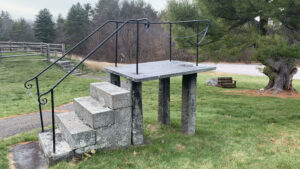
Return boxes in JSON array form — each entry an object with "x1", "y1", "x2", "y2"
[
  {"x1": 51, "y1": 73, "x2": 299, "y2": 169},
  {"x1": 0, "y1": 55, "x2": 99, "y2": 118},
  {"x1": 1, "y1": 52, "x2": 38, "y2": 57},
  {"x1": 1, "y1": 61, "x2": 300, "y2": 168}
]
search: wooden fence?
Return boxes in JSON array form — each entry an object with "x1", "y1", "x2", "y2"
[{"x1": 0, "y1": 41, "x2": 65, "y2": 62}]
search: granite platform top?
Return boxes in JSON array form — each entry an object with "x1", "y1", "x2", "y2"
[{"x1": 105, "y1": 60, "x2": 216, "y2": 82}]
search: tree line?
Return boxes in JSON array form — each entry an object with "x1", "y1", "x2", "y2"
[{"x1": 0, "y1": 0, "x2": 193, "y2": 63}]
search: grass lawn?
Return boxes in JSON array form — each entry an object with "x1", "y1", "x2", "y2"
[
  {"x1": 0, "y1": 60, "x2": 299, "y2": 168},
  {"x1": 0, "y1": 55, "x2": 99, "y2": 118},
  {"x1": 52, "y1": 73, "x2": 300, "y2": 169}
]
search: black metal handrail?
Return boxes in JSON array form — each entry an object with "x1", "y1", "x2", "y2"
[
  {"x1": 24, "y1": 18, "x2": 210, "y2": 153},
  {"x1": 24, "y1": 20, "x2": 121, "y2": 89},
  {"x1": 34, "y1": 18, "x2": 149, "y2": 153},
  {"x1": 39, "y1": 18, "x2": 150, "y2": 104},
  {"x1": 23, "y1": 20, "x2": 123, "y2": 137}
]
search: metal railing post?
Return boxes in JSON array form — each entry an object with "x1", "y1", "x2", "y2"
[
  {"x1": 115, "y1": 22, "x2": 119, "y2": 67},
  {"x1": 196, "y1": 22, "x2": 200, "y2": 66},
  {"x1": 136, "y1": 21, "x2": 139, "y2": 74},
  {"x1": 169, "y1": 23, "x2": 172, "y2": 61},
  {"x1": 36, "y1": 77, "x2": 44, "y2": 132},
  {"x1": 51, "y1": 89, "x2": 56, "y2": 153}
]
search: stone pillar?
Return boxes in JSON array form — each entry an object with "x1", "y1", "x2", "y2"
[
  {"x1": 108, "y1": 73, "x2": 120, "y2": 87},
  {"x1": 158, "y1": 78, "x2": 170, "y2": 125},
  {"x1": 127, "y1": 80, "x2": 143, "y2": 145},
  {"x1": 181, "y1": 73, "x2": 197, "y2": 134}
]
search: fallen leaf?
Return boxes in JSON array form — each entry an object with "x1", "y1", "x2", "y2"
[
  {"x1": 84, "y1": 153, "x2": 92, "y2": 158},
  {"x1": 91, "y1": 149, "x2": 96, "y2": 154},
  {"x1": 176, "y1": 144, "x2": 186, "y2": 152}
]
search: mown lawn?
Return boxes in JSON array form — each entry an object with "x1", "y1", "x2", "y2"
[
  {"x1": 0, "y1": 55, "x2": 99, "y2": 118},
  {"x1": 0, "y1": 62, "x2": 299, "y2": 168}
]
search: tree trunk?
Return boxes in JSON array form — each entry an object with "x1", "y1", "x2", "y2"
[{"x1": 263, "y1": 58, "x2": 298, "y2": 93}]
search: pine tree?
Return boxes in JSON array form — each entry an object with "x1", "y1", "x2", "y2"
[
  {"x1": 34, "y1": 8, "x2": 55, "y2": 43},
  {"x1": 10, "y1": 18, "x2": 35, "y2": 42},
  {"x1": 0, "y1": 11, "x2": 13, "y2": 41},
  {"x1": 65, "y1": 3, "x2": 91, "y2": 45},
  {"x1": 55, "y1": 14, "x2": 66, "y2": 43}
]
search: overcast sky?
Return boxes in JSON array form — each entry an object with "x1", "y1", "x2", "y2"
[{"x1": 0, "y1": 0, "x2": 168, "y2": 21}]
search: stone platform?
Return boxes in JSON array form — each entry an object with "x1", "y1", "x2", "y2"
[{"x1": 105, "y1": 60, "x2": 216, "y2": 145}]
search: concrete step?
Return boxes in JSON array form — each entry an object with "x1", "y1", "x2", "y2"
[
  {"x1": 90, "y1": 82, "x2": 131, "y2": 109},
  {"x1": 38, "y1": 130, "x2": 73, "y2": 165},
  {"x1": 63, "y1": 68, "x2": 82, "y2": 76},
  {"x1": 56, "y1": 112, "x2": 96, "y2": 149},
  {"x1": 57, "y1": 60, "x2": 71, "y2": 66},
  {"x1": 74, "y1": 96, "x2": 114, "y2": 129}
]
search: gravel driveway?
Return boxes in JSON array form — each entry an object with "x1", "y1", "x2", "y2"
[{"x1": 199, "y1": 63, "x2": 300, "y2": 79}]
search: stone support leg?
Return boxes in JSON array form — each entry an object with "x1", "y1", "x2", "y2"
[
  {"x1": 158, "y1": 78, "x2": 170, "y2": 125},
  {"x1": 127, "y1": 80, "x2": 143, "y2": 145},
  {"x1": 181, "y1": 73, "x2": 197, "y2": 134},
  {"x1": 108, "y1": 73, "x2": 120, "y2": 87}
]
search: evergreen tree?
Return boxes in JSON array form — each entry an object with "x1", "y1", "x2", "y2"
[
  {"x1": 34, "y1": 8, "x2": 55, "y2": 43},
  {"x1": 65, "y1": 3, "x2": 92, "y2": 45},
  {"x1": 10, "y1": 18, "x2": 35, "y2": 42},
  {"x1": 93, "y1": 0, "x2": 120, "y2": 23},
  {"x1": 55, "y1": 14, "x2": 66, "y2": 43},
  {"x1": 0, "y1": 11, "x2": 13, "y2": 41}
]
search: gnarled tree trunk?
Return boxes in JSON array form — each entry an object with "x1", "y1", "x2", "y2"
[{"x1": 263, "y1": 58, "x2": 298, "y2": 93}]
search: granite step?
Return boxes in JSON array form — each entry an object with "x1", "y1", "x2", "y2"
[
  {"x1": 56, "y1": 60, "x2": 71, "y2": 66},
  {"x1": 74, "y1": 96, "x2": 114, "y2": 129},
  {"x1": 56, "y1": 112, "x2": 96, "y2": 149},
  {"x1": 38, "y1": 130, "x2": 73, "y2": 165},
  {"x1": 90, "y1": 82, "x2": 131, "y2": 109}
]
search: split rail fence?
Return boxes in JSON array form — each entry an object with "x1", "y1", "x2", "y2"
[{"x1": 0, "y1": 41, "x2": 65, "y2": 62}]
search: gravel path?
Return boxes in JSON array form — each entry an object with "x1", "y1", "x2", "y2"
[
  {"x1": 199, "y1": 63, "x2": 300, "y2": 79},
  {"x1": 0, "y1": 104, "x2": 73, "y2": 138}
]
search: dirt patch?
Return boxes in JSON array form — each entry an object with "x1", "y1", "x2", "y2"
[
  {"x1": 10, "y1": 141, "x2": 47, "y2": 169},
  {"x1": 223, "y1": 89, "x2": 300, "y2": 99},
  {"x1": 176, "y1": 144, "x2": 186, "y2": 152},
  {"x1": 70, "y1": 55, "x2": 124, "y2": 72},
  {"x1": 146, "y1": 124, "x2": 160, "y2": 133},
  {"x1": 8, "y1": 152, "x2": 16, "y2": 169}
]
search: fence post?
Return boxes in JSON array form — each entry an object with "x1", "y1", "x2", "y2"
[
  {"x1": 61, "y1": 44, "x2": 65, "y2": 56},
  {"x1": 9, "y1": 41, "x2": 12, "y2": 52},
  {"x1": 40, "y1": 43, "x2": 43, "y2": 56},
  {"x1": 0, "y1": 48, "x2": 2, "y2": 63},
  {"x1": 46, "y1": 44, "x2": 50, "y2": 61}
]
